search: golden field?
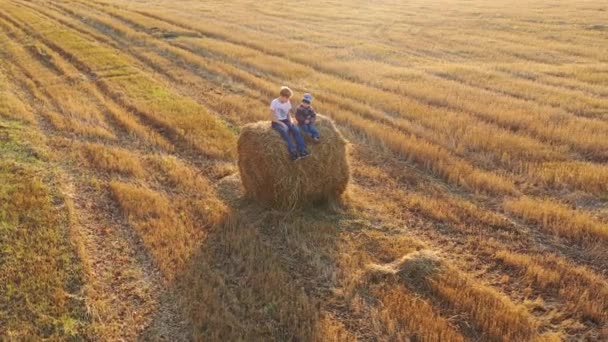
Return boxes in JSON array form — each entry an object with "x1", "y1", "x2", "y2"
[{"x1": 0, "y1": 0, "x2": 606, "y2": 340}]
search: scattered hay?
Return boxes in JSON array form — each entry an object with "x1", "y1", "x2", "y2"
[
  {"x1": 365, "y1": 250, "x2": 443, "y2": 288},
  {"x1": 237, "y1": 115, "x2": 349, "y2": 209}
]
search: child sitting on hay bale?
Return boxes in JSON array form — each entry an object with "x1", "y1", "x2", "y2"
[
  {"x1": 296, "y1": 93, "x2": 320, "y2": 143},
  {"x1": 270, "y1": 86, "x2": 310, "y2": 161}
]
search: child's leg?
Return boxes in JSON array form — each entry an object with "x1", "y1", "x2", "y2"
[
  {"x1": 286, "y1": 122, "x2": 307, "y2": 152},
  {"x1": 300, "y1": 124, "x2": 311, "y2": 137},
  {"x1": 308, "y1": 124, "x2": 320, "y2": 139},
  {"x1": 272, "y1": 122, "x2": 296, "y2": 153},
  {"x1": 300, "y1": 124, "x2": 318, "y2": 139}
]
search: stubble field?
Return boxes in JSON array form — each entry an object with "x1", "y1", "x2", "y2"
[{"x1": 0, "y1": 0, "x2": 607, "y2": 340}]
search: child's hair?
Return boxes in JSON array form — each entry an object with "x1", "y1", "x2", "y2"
[{"x1": 279, "y1": 86, "x2": 293, "y2": 98}]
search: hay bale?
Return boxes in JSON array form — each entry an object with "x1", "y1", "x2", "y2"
[{"x1": 237, "y1": 114, "x2": 349, "y2": 209}]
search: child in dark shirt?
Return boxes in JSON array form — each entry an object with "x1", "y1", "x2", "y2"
[{"x1": 295, "y1": 93, "x2": 320, "y2": 142}]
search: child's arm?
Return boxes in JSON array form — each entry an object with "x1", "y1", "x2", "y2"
[
  {"x1": 295, "y1": 107, "x2": 306, "y2": 124},
  {"x1": 288, "y1": 102, "x2": 296, "y2": 124}
]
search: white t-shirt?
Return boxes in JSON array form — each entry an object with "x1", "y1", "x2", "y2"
[{"x1": 270, "y1": 98, "x2": 292, "y2": 121}]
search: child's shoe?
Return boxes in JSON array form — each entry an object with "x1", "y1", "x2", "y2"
[
  {"x1": 299, "y1": 150, "x2": 311, "y2": 159},
  {"x1": 290, "y1": 151, "x2": 299, "y2": 161},
  {"x1": 313, "y1": 137, "x2": 321, "y2": 143}
]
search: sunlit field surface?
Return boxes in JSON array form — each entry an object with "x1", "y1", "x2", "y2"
[{"x1": 0, "y1": 0, "x2": 606, "y2": 340}]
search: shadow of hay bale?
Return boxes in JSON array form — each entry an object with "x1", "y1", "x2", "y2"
[
  {"x1": 237, "y1": 115, "x2": 350, "y2": 210},
  {"x1": 217, "y1": 173, "x2": 244, "y2": 206},
  {"x1": 365, "y1": 250, "x2": 443, "y2": 288},
  {"x1": 169, "y1": 194, "x2": 350, "y2": 340}
]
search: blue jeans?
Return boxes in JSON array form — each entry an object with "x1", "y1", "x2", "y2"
[
  {"x1": 300, "y1": 124, "x2": 320, "y2": 139},
  {"x1": 272, "y1": 120, "x2": 307, "y2": 153}
]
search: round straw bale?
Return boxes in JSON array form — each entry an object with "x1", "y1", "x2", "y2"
[{"x1": 237, "y1": 114, "x2": 349, "y2": 209}]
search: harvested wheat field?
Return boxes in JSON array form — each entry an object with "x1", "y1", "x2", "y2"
[{"x1": 0, "y1": 0, "x2": 606, "y2": 340}]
